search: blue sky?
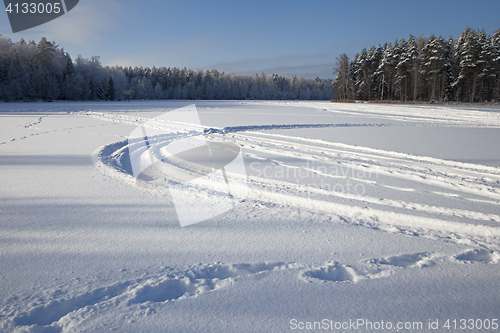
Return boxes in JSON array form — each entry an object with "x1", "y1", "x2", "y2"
[{"x1": 1, "y1": 0, "x2": 499, "y2": 79}]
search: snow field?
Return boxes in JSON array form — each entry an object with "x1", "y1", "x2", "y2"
[{"x1": 0, "y1": 101, "x2": 499, "y2": 332}]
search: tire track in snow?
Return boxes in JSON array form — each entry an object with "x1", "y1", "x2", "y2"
[
  {"x1": 90, "y1": 112, "x2": 500, "y2": 250},
  {"x1": 235, "y1": 131, "x2": 500, "y2": 198},
  {"x1": 204, "y1": 122, "x2": 397, "y2": 134},
  {"x1": 252, "y1": 100, "x2": 500, "y2": 128},
  {"x1": 95, "y1": 138, "x2": 500, "y2": 251}
]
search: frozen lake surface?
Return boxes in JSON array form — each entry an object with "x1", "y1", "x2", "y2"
[{"x1": 1, "y1": 100, "x2": 499, "y2": 332}]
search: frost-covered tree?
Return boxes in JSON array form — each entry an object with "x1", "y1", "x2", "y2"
[
  {"x1": 395, "y1": 38, "x2": 417, "y2": 101},
  {"x1": 454, "y1": 28, "x2": 481, "y2": 102},
  {"x1": 0, "y1": 35, "x2": 333, "y2": 102},
  {"x1": 333, "y1": 27, "x2": 499, "y2": 103},
  {"x1": 492, "y1": 29, "x2": 500, "y2": 101},
  {"x1": 475, "y1": 29, "x2": 495, "y2": 101},
  {"x1": 421, "y1": 35, "x2": 450, "y2": 101},
  {"x1": 332, "y1": 53, "x2": 350, "y2": 100},
  {"x1": 354, "y1": 49, "x2": 369, "y2": 100},
  {"x1": 376, "y1": 42, "x2": 400, "y2": 100}
]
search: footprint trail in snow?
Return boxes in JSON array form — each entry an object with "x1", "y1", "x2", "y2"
[{"x1": 4, "y1": 250, "x2": 498, "y2": 332}]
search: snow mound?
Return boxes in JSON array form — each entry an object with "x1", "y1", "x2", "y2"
[
  {"x1": 455, "y1": 249, "x2": 500, "y2": 264},
  {"x1": 302, "y1": 262, "x2": 360, "y2": 283}
]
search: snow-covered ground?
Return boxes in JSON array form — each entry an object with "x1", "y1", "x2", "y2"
[{"x1": 1, "y1": 100, "x2": 499, "y2": 332}]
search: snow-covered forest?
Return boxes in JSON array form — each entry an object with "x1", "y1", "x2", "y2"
[
  {"x1": 332, "y1": 27, "x2": 500, "y2": 103},
  {"x1": 0, "y1": 36, "x2": 333, "y2": 102}
]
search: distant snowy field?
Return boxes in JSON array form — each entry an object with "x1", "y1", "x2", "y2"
[{"x1": 1, "y1": 101, "x2": 499, "y2": 332}]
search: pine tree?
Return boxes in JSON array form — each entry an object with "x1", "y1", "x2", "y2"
[
  {"x1": 454, "y1": 28, "x2": 481, "y2": 102},
  {"x1": 61, "y1": 52, "x2": 74, "y2": 100},
  {"x1": 35, "y1": 37, "x2": 56, "y2": 68},
  {"x1": 476, "y1": 30, "x2": 493, "y2": 101},
  {"x1": 443, "y1": 37, "x2": 455, "y2": 102},
  {"x1": 96, "y1": 86, "x2": 104, "y2": 100},
  {"x1": 376, "y1": 42, "x2": 400, "y2": 100},
  {"x1": 492, "y1": 29, "x2": 500, "y2": 101},
  {"x1": 36, "y1": 37, "x2": 59, "y2": 100},
  {"x1": 354, "y1": 49, "x2": 369, "y2": 100},
  {"x1": 394, "y1": 37, "x2": 418, "y2": 101},
  {"x1": 106, "y1": 76, "x2": 115, "y2": 101},
  {"x1": 421, "y1": 35, "x2": 448, "y2": 101},
  {"x1": 366, "y1": 46, "x2": 383, "y2": 100}
]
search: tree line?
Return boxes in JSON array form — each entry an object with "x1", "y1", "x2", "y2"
[
  {"x1": 332, "y1": 27, "x2": 500, "y2": 103},
  {"x1": 0, "y1": 36, "x2": 332, "y2": 102}
]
